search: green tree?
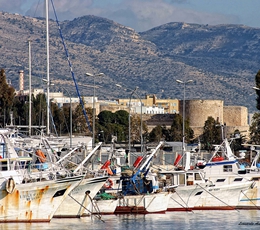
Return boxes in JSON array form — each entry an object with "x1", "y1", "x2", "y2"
[
  {"x1": 115, "y1": 110, "x2": 129, "y2": 126},
  {"x1": 249, "y1": 112, "x2": 260, "y2": 144},
  {"x1": 73, "y1": 104, "x2": 92, "y2": 135},
  {"x1": 230, "y1": 129, "x2": 247, "y2": 152},
  {"x1": 130, "y1": 114, "x2": 148, "y2": 145},
  {"x1": 50, "y1": 101, "x2": 63, "y2": 135},
  {"x1": 201, "y1": 116, "x2": 222, "y2": 150},
  {"x1": 96, "y1": 110, "x2": 148, "y2": 144},
  {"x1": 60, "y1": 106, "x2": 70, "y2": 135},
  {"x1": 32, "y1": 93, "x2": 47, "y2": 129},
  {"x1": 97, "y1": 110, "x2": 131, "y2": 143},
  {"x1": 12, "y1": 96, "x2": 23, "y2": 126},
  {"x1": 255, "y1": 70, "x2": 260, "y2": 110},
  {"x1": 169, "y1": 114, "x2": 194, "y2": 142},
  {"x1": 161, "y1": 125, "x2": 171, "y2": 141},
  {"x1": 170, "y1": 114, "x2": 183, "y2": 141},
  {"x1": 98, "y1": 110, "x2": 115, "y2": 126},
  {"x1": 0, "y1": 69, "x2": 15, "y2": 127},
  {"x1": 149, "y1": 125, "x2": 163, "y2": 142}
]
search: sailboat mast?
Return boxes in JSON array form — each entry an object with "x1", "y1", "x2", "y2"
[
  {"x1": 46, "y1": 0, "x2": 50, "y2": 135},
  {"x1": 28, "y1": 40, "x2": 32, "y2": 136}
]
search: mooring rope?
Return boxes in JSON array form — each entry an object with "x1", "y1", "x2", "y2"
[
  {"x1": 68, "y1": 192, "x2": 105, "y2": 222},
  {"x1": 196, "y1": 183, "x2": 240, "y2": 212}
]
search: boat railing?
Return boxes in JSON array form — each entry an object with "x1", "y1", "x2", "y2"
[{"x1": 11, "y1": 161, "x2": 73, "y2": 183}]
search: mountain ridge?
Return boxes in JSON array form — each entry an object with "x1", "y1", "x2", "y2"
[{"x1": 0, "y1": 12, "x2": 258, "y2": 113}]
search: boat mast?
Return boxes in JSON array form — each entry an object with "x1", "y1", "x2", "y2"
[
  {"x1": 46, "y1": 0, "x2": 50, "y2": 135},
  {"x1": 28, "y1": 39, "x2": 32, "y2": 136}
]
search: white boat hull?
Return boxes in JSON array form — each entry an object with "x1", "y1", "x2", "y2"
[
  {"x1": 0, "y1": 176, "x2": 82, "y2": 222},
  {"x1": 193, "y1": 182, "x2": 252, "y2": 210},
  {"x1": 115, "y1": 192, "x2": 171, "y2": 214},
  {"x1": 86, "y1": 199, "x2": 119, "y2": 215},
  {"x1": 54, "y1": 176, "x2": 108, "y2": 218},
  {"x1": 237, "y1": 180, "x2": 260, "y2": 209},
  {"x1": 167, "y1": 185, "x2": 204, "y2": 211}
]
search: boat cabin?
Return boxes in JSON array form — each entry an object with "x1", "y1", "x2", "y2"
[{"x1": 158, "y1": 169, "x2": 205, "y2": 188}]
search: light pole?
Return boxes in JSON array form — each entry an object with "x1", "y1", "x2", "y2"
[
  {"x1": 116, "y1": 84, "x2": 143, "y2": 164},
  {"x1": 176, "y1": 79, "x2": 193, "y2": 156},
  {"x1": 132, "y1": 89, "x2": 143, "y2": 153},
  {"x1": 86, "y1": 72, "x2": 104, "y2": 149}
]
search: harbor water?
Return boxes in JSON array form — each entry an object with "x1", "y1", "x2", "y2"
[{"x1": 1, "y1": 210, "x2": 259, "y2": 230}]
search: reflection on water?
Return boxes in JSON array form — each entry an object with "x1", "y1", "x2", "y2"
[{"x1": 1, "y1": 210, "x2": 260, "y2": 230}]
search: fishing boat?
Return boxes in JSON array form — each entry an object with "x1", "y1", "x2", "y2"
[
  {"x1": 53, "y1": 175, "x2": 109, "y2": 218},
  {"x1": 149, "y1": 138, "x2": 254, "y2": 211},
  {"x1": 157, "y1": 168, "x2": 206, "y2": 211},
  {"x1": 157, "y1": 158, "x2": 253, "y2": 211},
  {"x1": 53, "y1": 142, "x2": 109, "y2": 218},
  {"x1": 200, "y1": 137, "x2": 260, "y2": 210},
  {"x1": 114, "y1": 141, "x2": 171, "y2": 214},
  {"x1": 0, "y1": 131, "x2": 83, "y2": 222},
  {"x1": 86, "y1": 192, "x2": 119, "y2": 215},
  {"x1": 192, "y1": 181, "x2": 253, "y2": 210}
]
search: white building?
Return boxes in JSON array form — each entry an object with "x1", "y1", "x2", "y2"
[{"x1": 134, "y1": 106, "x2": 164, "y2": 114}]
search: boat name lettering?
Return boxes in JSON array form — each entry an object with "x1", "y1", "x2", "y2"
[
  {"x1": 208, "y1": 188, "x2": 220, "y2": 191},
  {"x1": 73, "y1": 187, "x2": 83, "y2": 192},
  {"x1": 20, "y1": 191, "x2": 45, "y2": 201}
]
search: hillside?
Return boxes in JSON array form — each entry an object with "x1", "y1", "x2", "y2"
[{"x1": 0, "y1": 12, "x2": 259, "y2": 113}]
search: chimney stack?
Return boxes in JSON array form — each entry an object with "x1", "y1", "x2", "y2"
[{"x1": 19, "y1": 70, "x2": 24, "y2": 92}]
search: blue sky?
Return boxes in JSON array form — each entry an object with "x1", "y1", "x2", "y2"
[{"x1": 0, "y1": 0, "x2": 260, "y2": 32}]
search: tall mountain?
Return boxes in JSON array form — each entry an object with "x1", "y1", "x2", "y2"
[{"x1": 0, "y1": 12, "x2": 259, "y2": 113}]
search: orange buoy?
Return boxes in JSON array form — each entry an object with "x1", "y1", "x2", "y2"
[
  {"x1": 212, "y1": 156, "x2": 224, "y2": 162},
  {"x1": 106, "y1": 167, "x2": 114, "y2": 175},
  {"x1": 36, "y1": 150, "x2": 47, "y2": 163},
  {"x1": 174, "y1": 154, "x2": 182, "y2": 166},
  {"x1": 133, "y1": 156, "x2": 143, "y2": 168}
]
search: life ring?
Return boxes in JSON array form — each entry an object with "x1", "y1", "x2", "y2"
[
  {"x1": 103, "y1": 178, "x2": 113, "y2": 189},
  {"x1": 36, "y1": 149, "x2": 47, "y2": 163},
  {"x1": 6, "y1": 177, "x2": 15, "y2": 194}
]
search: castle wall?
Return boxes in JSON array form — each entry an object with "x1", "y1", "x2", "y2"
[
  {"x1": 223, "y1": 106, "x2": 248, "y2": 126},
  {"x1": 101, "y1": 99, "x2": 250, "y2": 140},
  {"x1": 184, "y1": 99, "x2": 224, "y2": 127}
]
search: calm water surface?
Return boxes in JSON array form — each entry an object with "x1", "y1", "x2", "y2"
[{"x1": 1, "y1": 210, "x2": 259, "y2": 230}]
